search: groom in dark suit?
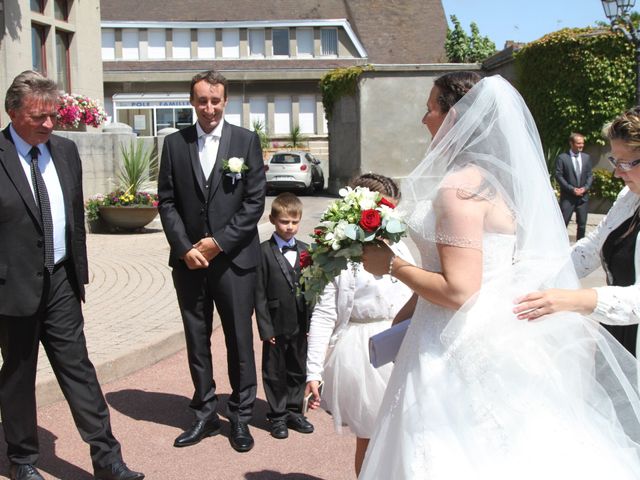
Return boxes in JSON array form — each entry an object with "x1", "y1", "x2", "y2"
[
  {"x1": 555, "y1": 132, "x2": 593, "y2": 240},
  {"x1": 0, "y1": 71, "x2": 143, "y2": 480},
  {"x1": 158, "y1": 70, "x2": 266, "y2": 452}
]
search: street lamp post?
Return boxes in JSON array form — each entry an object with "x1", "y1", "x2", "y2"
[{"x1": 601, "y1": 0, "x2": 640, "y2": 104}]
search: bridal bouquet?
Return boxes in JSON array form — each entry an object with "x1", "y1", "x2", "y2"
[{"x1": 300, "y1": 186, "x2": 406, "y2": 304}]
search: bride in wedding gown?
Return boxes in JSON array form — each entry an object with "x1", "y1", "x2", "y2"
[{"x1": 359, "y1": 72, "x2": 640, "y2": 479}]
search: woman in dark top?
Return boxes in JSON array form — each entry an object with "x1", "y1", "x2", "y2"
[{"x1": 514, "y1": 107, "x2": 640, "y2": 356}]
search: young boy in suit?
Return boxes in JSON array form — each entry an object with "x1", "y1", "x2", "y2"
[{"x1": 255, "y1": 192, "x2": 314, "y2": 439}]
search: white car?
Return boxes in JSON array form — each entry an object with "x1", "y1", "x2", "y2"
[{"x1": 265, "y1": 150, "x2": 325, "y2": 193}]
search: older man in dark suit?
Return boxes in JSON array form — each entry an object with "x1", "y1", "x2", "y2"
[
  {"x1": 158, "y1": 71, "x2": 266, "y2": 453},
  {"x1": 555, "y1": 132, "x2": 593, "y2": 240},
  {"x1": 0, "y1": 71, "x2": 143, "y2": 480}
]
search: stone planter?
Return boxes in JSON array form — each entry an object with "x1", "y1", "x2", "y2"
[
  {"x1": 98, "y1": 206, "x2": 158, "y2": 230},
  {"x1": 588, "y1": 197, "x2": 614, "y2": 215}
]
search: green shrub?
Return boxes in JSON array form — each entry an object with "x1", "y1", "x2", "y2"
[
  {"x1": 515, "y1": 28, "x2": 635, "y2": 154},
  {"x1": 590, "y1": 168, "x2": 625, "y2": 201},
  {"x1": 320, "y1": 65, "x2": 373, "y2": 120}
]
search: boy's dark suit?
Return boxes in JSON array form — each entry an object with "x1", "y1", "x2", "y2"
[{"x1": 255, "y1": 235, "x2": 310, "y2": 422}]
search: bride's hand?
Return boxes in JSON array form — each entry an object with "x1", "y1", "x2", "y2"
[{"x1": 361, "y1": 242, "x2": 394, "y2": 276}]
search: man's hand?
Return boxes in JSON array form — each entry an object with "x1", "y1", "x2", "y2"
[
  {"x1": 193, "y1": 237, "x2": 221, "y2": 261},
  {"x1": 573, "y1": 187, "x2": 585, "y2": 197},
  {"x1": 182, "y1": 248, "x2": 209, "y2": 270}
]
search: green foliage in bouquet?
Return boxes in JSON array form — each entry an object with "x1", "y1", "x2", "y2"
[{"x1": 300, "y1": 186, "x2": 407, "y2": 305}]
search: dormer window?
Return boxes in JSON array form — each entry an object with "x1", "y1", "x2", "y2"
[{"x1": 321, "y1": 28, "x2": 337, "y2": 56}]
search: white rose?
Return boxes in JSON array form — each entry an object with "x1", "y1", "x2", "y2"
[{"x1": 228, "y1": 157, "x2": 244, "y2": 173}]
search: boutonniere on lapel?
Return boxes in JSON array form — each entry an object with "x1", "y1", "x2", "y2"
[{"x1": 222, "y1": 157, "x2": 248, "y2": 184}]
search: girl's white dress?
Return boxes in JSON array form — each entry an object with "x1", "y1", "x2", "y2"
[{"x1": 306, "y1": 242, "x2": 414, "y2": 438}]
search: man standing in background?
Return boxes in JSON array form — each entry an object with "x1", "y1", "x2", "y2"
[{"x1": 556, "y1": 132, "x2": 593, "y2": 240}]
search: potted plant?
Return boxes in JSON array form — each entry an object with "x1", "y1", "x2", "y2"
[
  {"x1": 56, "y1": 93, "x2": 107, "y2": 131},
  {"x1": 85, "y1": 140, "x2": 159, "y2": 231}
]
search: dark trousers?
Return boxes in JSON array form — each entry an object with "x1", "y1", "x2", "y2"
[
  {"x1": 262, "y1": 330, "x2": 307, "y2": 421},
  {"x1": 560, "y1": 196, "x2": 589, "y2": 240},
  {"x1": 172, "y1": 256, "x2": 257, "y2": 424},
  {"x1": 604, "y1": 324, "x2": 638, "y2": 357},
  {"x1": 0, "y1": 263, "x2": 121, "y2": 468}
]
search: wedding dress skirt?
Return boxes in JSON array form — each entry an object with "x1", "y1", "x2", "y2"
[
  {"x1": 360, "y1": 232, "x2": 640, "y2": 479},
  {"x1": 323, "y1": 319, "x2": 393, "y2": 438}
]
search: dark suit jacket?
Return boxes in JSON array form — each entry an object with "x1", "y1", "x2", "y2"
[
  {"x1": 255, "y1": 236, "x2": 309, "y2": 341},
  {"x1": 0, "y1": 127, "x2": 88, "y2": 317},
  {"x1": 158, "y1": 122, "x2": 266, "y2": 270},
  {"x1": 555, "y1": 151, "x2": 593, "y2": 202}
]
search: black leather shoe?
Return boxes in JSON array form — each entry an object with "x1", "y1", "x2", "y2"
[
  {"x1": 269, "y1": 419, "x2": 289, "y2": 439},
  {"x1": 174, "y1": 418, "x2": 221, "y2": 447},
  {"x1": 229, "y1": 421, "x2": 254, "y2": 452},
  {"x1": 10, "y1": 464, "x2": 44, "y2": 480},
  {"x1": 94, "y1": 461, "x2": 144, "y2": 480},
  {"x1": 287, "y1": 415, "x2": 314, "y2": 434}
]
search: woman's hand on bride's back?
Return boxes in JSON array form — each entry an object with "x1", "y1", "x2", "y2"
[
  {"x1": 361, "y1": 242, "x2": 394, "y2": 276},
  {"x1": 513, "y1": 288, "x2": 598, "y2": 320}
]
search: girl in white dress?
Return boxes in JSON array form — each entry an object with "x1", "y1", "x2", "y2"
[
  {"x1": 359, "y1": 73, "x2": 640, "y2": 479},
  {"x1": 305, "y1": 173, "x2": 414, "y2": 477}
]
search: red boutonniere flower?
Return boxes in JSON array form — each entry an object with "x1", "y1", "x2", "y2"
[
  {"x1": 359, "y1": 209, "x2": 382, "y2": 231},
  {"x1": 299, "y1": 250, "x2": 312, "y2": 268},
  {"x1": 378, "y1": 197, "x2": 396, "y2": 209}
]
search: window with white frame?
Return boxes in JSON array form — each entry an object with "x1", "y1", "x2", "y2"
[
  {"x1": 248, "y1": 29, "x2": 265, "y2": 57},
  {"x1": 225, "y1": 96, "x2": 242, "y2": 126},
  {"x1": 147, "y1": 29, "x2": 166, "y2": 59},
  {"x1": 272, "y1": 28, "x2": 289, "y2": 57},
  {"x1": 222, "y1": 29, "x2": 240, "y2": 58},
  {"x1": 101, "y1": 29, "x2": 115, "y2": 60},
  {"x1": 172, "y1": 29, "x2": 191, "y2": 59},
  {"x1": 296, "y1": 28, "x2": 313, "y2": 57},
  {"x1": 249, "y1": 97, "x2": 267, "y2": 131},
  {"x1": 122, "y1": 29, "x2": 140, "y2": 60},
  {"x1": 197, "y1": 29, "x2": 215, "y2": 59},
  {"x1": 321, "y1": 28, "x2": 338, "y2": 56},
  {"x1": 298, "y1": 96, "x2": 316, "y2": 134},
  {"x1": 274, "y1": 97, "x2": 291, "y2": 134}
]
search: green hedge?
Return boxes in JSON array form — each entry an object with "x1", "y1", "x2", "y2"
[
  {"x1": 590, "y1": 168, "x2": 626, "y2": 201},
  {"x1": 515, "y1": 28, "x2": 635, "y2": 154}
]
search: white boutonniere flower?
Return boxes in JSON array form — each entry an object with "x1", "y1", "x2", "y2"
[{"x1": 222, "y1": 157, "x2": 248, "y2": 184}]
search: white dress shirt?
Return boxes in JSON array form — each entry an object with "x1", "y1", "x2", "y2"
[
  {"x1": 10, "y1": 125, "x2": 67, "y2": 264},
  {"x1": 196, "y1": 119, "x2": 224, "y2": 179},
  {"x1": 273, "y1": 233, "x2": 297, "y2": 267},
  {"x1": 571, "y1": 150, "x2": 582, "y2": 179}
]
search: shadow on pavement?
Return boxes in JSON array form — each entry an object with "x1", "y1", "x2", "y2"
[
  {"x1": 245, "y1": 471, "x2": 325, "y2": 480},
  {"x1": 106, "y1": 389, "x2": 272, "y2": 433},
  {"x1": 0, "y1": 426, "x2": 93, "y2": 479}
]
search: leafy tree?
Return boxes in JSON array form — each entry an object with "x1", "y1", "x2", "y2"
[{"x1": 445, "y1": 15, "x2": 496, "y2": 63}]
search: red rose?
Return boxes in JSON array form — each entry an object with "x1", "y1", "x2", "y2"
[
  {"x1": 299, "y1": 250, "x2": 312, "y2": 268},
  {"x1": 378, "y1": 197, "x2": 395, "y2": 209},
  {"x1": 313, "y1": 228, "x2": 324, "y2": 237},
  {"x1": 359, "y1": 209, "x2": 382, "y2": 231}
]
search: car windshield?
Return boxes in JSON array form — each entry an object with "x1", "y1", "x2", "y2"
[{"x1": 271, "y1": 154, "x2": 301, "y2": 164}]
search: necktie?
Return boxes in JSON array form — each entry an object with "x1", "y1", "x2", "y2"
[
  {"x1": 201, "y1": 134, "x2": 218, "y2": 179},
  {"x1": 573, "y1": 154, "x2": 581, "y2": 179},
  {"x1": 29, "y1": 147, "x2": 55, "y2": 274},
  {"x1": 282, "y1": 244, "x2": 296, "y2": 253}
]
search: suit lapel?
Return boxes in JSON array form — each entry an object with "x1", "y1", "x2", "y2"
[
  {"x1": 186, "y1": 126, "x2": 206, "y2": 198},
  {"x1": 269, "y1": 237, "x2": 295, "y2": 289},
  {"x1": 209, "y1": 122, "x2": 231, "y2": 199},
  {"x1": 47, "y1": 136, "x2": 74, "y2": 230},
  {"x1": 0, "y1": 128, "x2": 42, "y2": 228}
]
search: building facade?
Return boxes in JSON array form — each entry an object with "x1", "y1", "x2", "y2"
[
  {"x1": 0, "y1": 0, "x2": 104, "y2": 126},
  {"x1": 99, "y1": 0, "x2": 447, "y2": 160}
]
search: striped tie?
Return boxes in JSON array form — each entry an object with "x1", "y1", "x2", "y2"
[{"x1": 29, "y1": 146, "x2": 55, "y2": 274}]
